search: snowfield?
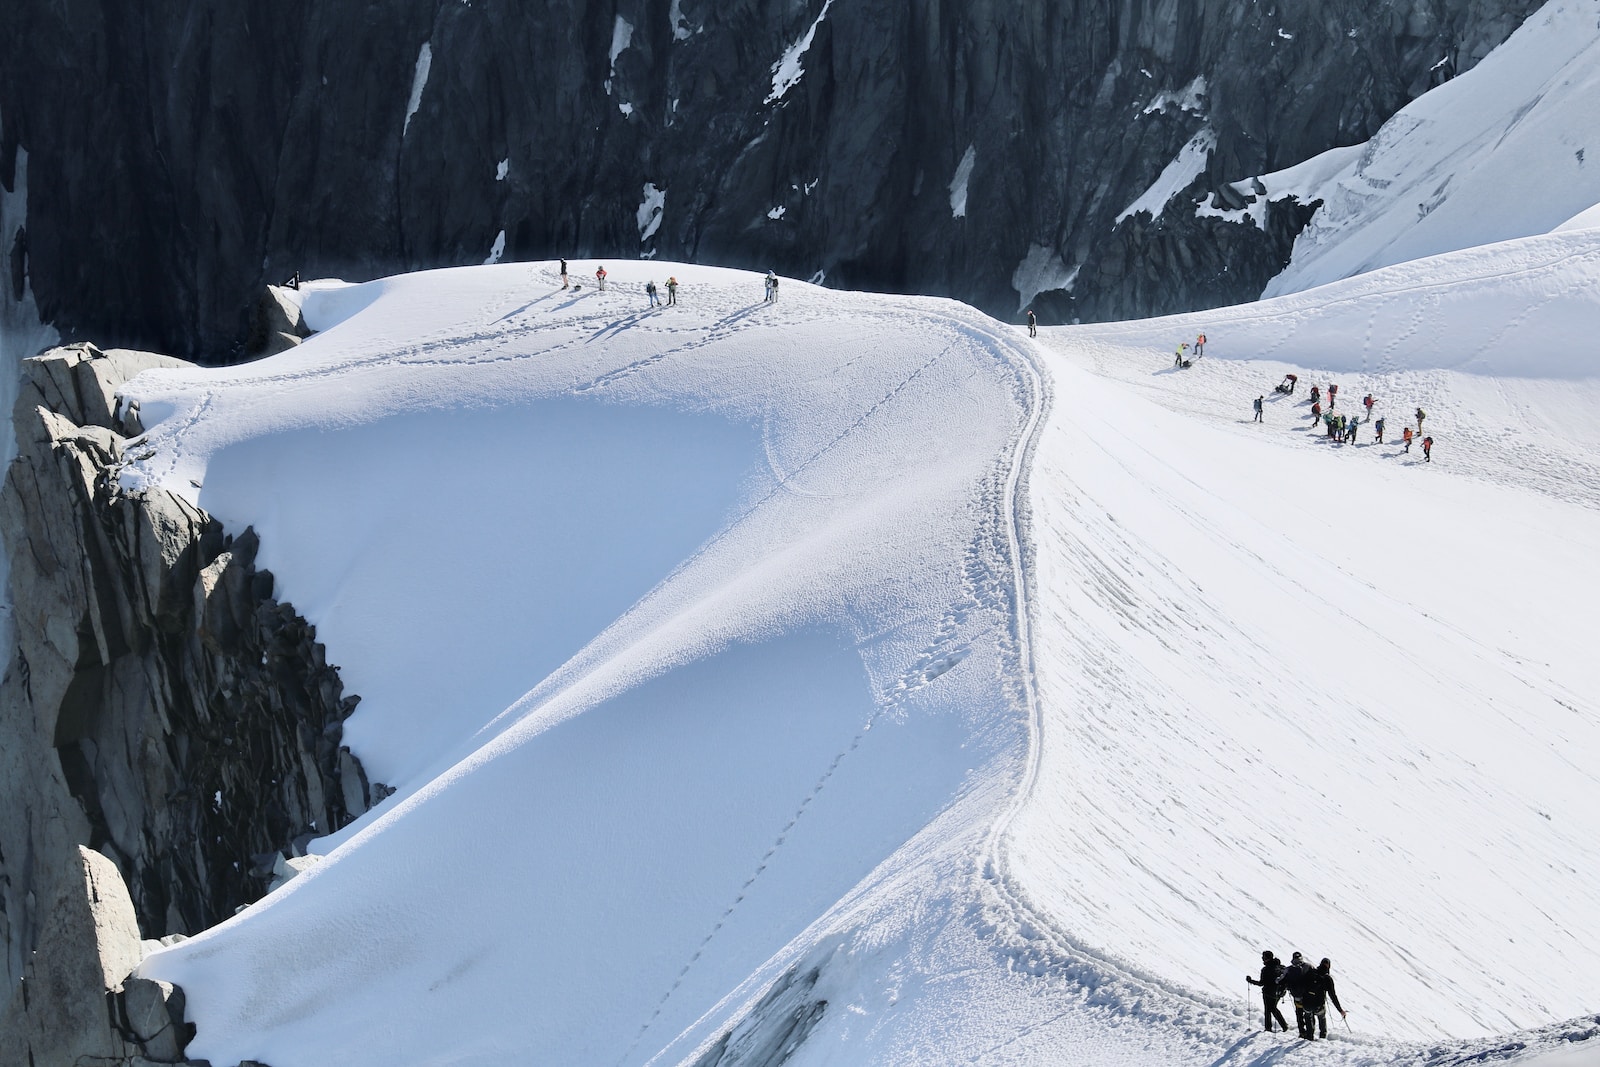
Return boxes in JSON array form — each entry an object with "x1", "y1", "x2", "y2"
[{"x1": 120, "y1": 232, "x2": 1600, "y2": 1066}]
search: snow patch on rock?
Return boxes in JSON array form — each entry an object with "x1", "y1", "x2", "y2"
[
  {"x1": 638, "y1": 183, "x2": 666, "y2": 242},
  {"x1": 402, "y1": 42, "x2": 432, "y2": 137},
  {"x1": 1116, "y1": 127, "x2": 1216, "y2": 224},
  {"x1": 949, "y1": 145, "x2": 976, "y2": 219},
  {"x1": 766, "y1": 0, "x2": 834, "y2": 104}
]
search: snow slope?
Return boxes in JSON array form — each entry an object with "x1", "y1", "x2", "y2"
[
  {"x1": 1016, "y1": 227, "x2": 1600, "y2": 1042},
  {"x1": 128, "y1": 263, "x2": 1045, "y2": 1066},
  {"x1": 127, "y1": 238, "x2": 1600, "y2": 1065},
  {"x1": 1263, "y1": 0, "x2": 1600, "y2": 297}
]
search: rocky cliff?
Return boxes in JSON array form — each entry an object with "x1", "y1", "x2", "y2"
[
  {"x1": 0, "y1": 0, "x2": 1541, "y2": 360},
  {"x1": 0, "y1": 344, "x2": 379, "y2": 1065}
]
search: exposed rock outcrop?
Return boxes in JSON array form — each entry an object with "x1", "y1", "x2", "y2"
[
  {"x1": 692, "y1": 964, "x2": 827, "y2": 1067},
  {"x1": 0, "y1": 844, "x2": 197, "y2": 1064},
  {"x1": 244, "y1": 284, "x2": 312, "y2": 359},
  {"x1": 0, "y1": 342, "x2": 375, "y2": 1065},
  {"x1": 0, "y1": 0, "x2": 1542, "y2": 358}
]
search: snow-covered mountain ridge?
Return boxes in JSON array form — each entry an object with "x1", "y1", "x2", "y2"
[{"x1": 95, "y1": 232, "x2": 1600, "y2": 1066}]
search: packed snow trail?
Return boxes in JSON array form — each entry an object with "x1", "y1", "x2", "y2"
[{"x1": 1009, "y1": 230, "x2": 1600, "y2": 1044}]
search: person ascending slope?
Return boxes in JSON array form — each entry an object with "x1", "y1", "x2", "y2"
[
  {"x1": 1374, "y1": 416, "x2": 1385, "y2": 443},
  {"x1": 1252, "y1": 395, "x2": 1263, "y2": 422},
  {"x1": 1415, "y1": 407, "x2": 1427, "y2": 432},
  {"x1": 1246, "y1": 951, "x2": 1290, "y2": 1033},
  {"x1": 1309, "y1": 400, "x2": 1321, "y2": 426},
  {"x1": 1403, "y1": 426, "x2": 1414, "y2": 452},
  {"x1": 1279, "y1": 952, "x2": 1314, "y2": 1038},
  {"x1": 596, "y1": 265, "x2": 608, "y2": 291},
  {"x1": 1423, "y1": 435, "x2": 1434, "y2": 462},
  {"x1": 1300, "y1": 958, "x2": 1347, "y2": 1040}
]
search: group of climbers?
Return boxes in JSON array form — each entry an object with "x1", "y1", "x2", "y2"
[
  {"x1": 1269, "y1": 377, "x2": 1435, "y2": 462},
  {"x1": 1248, "y1": 950, "x2": 1347, "y2": 1040}
]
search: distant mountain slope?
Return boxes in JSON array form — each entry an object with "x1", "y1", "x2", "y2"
[{"x1": 1262, "y1": 0, "x2": 1600, "y2": 296}]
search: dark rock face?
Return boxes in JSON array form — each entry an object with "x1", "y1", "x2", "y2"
[
  {"x1": 692, "y1": 964, "x2": 826, "y2": 1067},
  {"x1": 0, "y1": 0, "x2": 1542, "y2": 356},
  {"x1": 0, "y1": 344, "x2": 378, "y2": 1055}
]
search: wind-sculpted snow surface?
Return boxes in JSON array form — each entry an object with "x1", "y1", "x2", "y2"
[
  {"x1": 125, "y1": 248, "x2": 1600, "y2": 1066},
  {"x1": 128, "y1": 263, "x2": 1043, "y2": 1066}
]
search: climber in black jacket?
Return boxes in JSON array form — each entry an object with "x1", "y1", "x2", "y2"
[
  {"x1": 1278, "y1": 951, "x2": 1314, "y2": 1038},
  {"x1": 1300, "y1": 957, "x2": 1346, "y2": 1039},
  {"x1": 1246, "y1": 950, "x2": 1290, "y2": 1032}
]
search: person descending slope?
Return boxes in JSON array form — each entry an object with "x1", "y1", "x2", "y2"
[
  {"x1": 1247, "y1": 951, "x2": 1290, "y2": 1033},
  {"x1": 1374, "y1": 416, "x2": 1385, "y2": 443},
  {"x1": 1403, "y1": 426, "x2": 1414, "y2": 452},
  {"x1": 1363, "y1": 393, "x2": 1375, "y2": 417},
  {"x1": 646, "y1": 280, "x2": 659, "y2": 307},
  {"x1": 1310, "y1": 384, "x2": 1321, "y2": 405},
  {"x1": 1328, "y1": 383, "x2": 1339, "y2": 407},
  {"x1": 1279, "y1": 952, "x2": 1313, "y2": 1038},
  {"x1": 1253, "y1": 395, "x2": 1264, "y2": 422},
  {"x1": 560, "y1": 258, "x2": 569, "y2": 290},
  {"x1": 666, "y1": 276, "x2": 678, "y2": 305},
  {"x1": 596, "y1": 265, "x2": 608, "y2": 291},
  {"x1": 1300, "y1": 958, "x2": 1347, "y2": 1040}
]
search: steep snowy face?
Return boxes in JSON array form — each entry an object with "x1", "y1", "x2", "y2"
[
  {"x1": 0, "y1": 0, "x2": 1540, "y2": 358},
  {"x1": 1263, "y1": 0, "x2": 1600, "y2": 296},
  {"x1": 127, "y1": 263, "x2": 1043, "y2": 1067}
]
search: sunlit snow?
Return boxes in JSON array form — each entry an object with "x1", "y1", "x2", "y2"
[{"x1": 124, "y1": 230, "x2": 1600, "y2": 1065}]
